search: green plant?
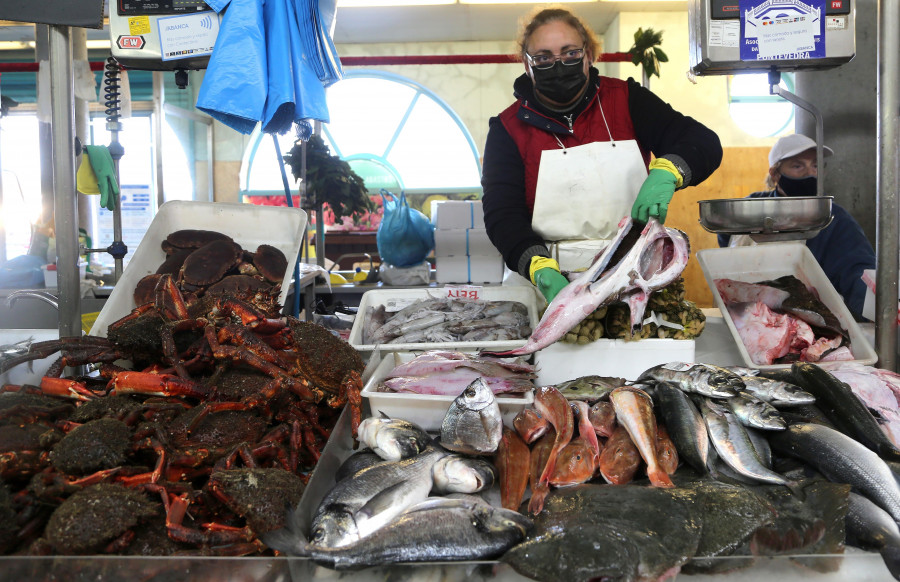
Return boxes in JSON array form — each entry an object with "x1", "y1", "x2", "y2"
[
  {"x1": 283, "y1": 135, "x2": 375, "y2": 223},
  {"x1": 629, "y1": 28, "x2": 668, "y2": 80}
]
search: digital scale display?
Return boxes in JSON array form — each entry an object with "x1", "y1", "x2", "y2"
[{"x1": 118, "y1": 0, "x2": 210, "y2": 16}]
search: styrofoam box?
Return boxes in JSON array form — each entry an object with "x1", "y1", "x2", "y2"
[
  {"x1": 0, "y1": 329, "x2": 58, "y2": 386},
  {"x1": 436, "y1": 255, "x2": 504, "y2": 284},
  {"x1": 349, "y1": 286, "x2": 539, "y2": 353},
  {"x1": 89, "y1": 201, "x2": 307, "y2": 338},
  {"x1": 534, "y1": 338, "x2": 696, "y2": 385},
  {"x1": 434, "y1": 228, "x2": 496, "y2": 257},
  {"x1": 697, "y1": 243, "x2": 877, "y2": 369},
  {"x1": 362, "y1": 351, "x2": 534, "y2": 431},
  {"x1": 430, "y1": 200, "x2": 485, "y2": 229}
]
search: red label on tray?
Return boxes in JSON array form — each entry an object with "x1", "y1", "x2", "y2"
[{"x1": 443, "y1": 285, "x2": 482, "y2": 301}]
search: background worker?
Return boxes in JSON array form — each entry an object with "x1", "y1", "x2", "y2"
[
  {"x1": 481, "y1": 6, "x2": 722, "y2": 304},
  {"x1": 717, "y1": 134, "x2": 876, "y2": 317}
]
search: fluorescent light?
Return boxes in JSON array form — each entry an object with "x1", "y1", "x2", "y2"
[
  {"x1": 86, "y1": 40, "x2": 111, "y2": 49},
  {"x1": 338, "y1": 0, "x2": 455, "y2": 6}
]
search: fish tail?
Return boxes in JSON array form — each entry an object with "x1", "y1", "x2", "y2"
[
  {"x1": 527, "y1": 483, "x2": 549, "y2": 515},
  {"x1": 648, "y1": 468, "x2": 675, "y2": 488}
]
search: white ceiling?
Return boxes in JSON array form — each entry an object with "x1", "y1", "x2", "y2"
[
  {"x1": 332, "y1": 2, "x2": 686, "y2": 44},
  {"x1": 0, "y1": 2, "x2": 686, "y2": 46}
]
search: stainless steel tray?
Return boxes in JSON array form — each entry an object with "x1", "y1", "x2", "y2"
[{"x1": 698, "y1": 197, "x2": 833, "y2": 239}]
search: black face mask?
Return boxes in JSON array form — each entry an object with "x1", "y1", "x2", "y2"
[
  {"x1": 778, "y1": 174, "x2": 817, "y2": 197},
  {"x1": 531, "y1": 60, "x2": 588, "y2": 105}
]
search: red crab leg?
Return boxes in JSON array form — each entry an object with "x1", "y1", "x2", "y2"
[
  {"x1": 40, "y1": 377, "x2": 101, "y2": 401},
  {"x1": 109, "y1": 371, "x2": 210, "y2": 400},
  {"x1": 165, "y1": 494, "x2": 256, "y2": 546},
  {"x1": 155, "y1": 274, "x2": 191, "y2": 321}
]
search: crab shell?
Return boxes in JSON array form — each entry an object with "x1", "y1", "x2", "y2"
[
  {"x1": 134, "y1": 273, "x2": 163, "y2": 306},
  {"x1": 161, "y1": 229, "x2": 233, "y2": 255},
  {"x1": 252, "y1": 245, "x2": 288, "y2": 284},
  {"x1": 180, "y1": 240, "x2": 244, "y2": 287}
]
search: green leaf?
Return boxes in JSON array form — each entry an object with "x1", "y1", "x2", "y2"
[{"x1": 654, "y1": 47, "x2": 669, "y2": 63}]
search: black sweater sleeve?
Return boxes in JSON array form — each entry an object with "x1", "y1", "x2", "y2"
[
  {"x1": 626, "y1": 78, "x2": 723, "y2": 187},
  {"x1": 481, "y1": 116, "x2": 547, "y2": 274}
]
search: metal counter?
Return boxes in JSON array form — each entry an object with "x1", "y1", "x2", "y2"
[{"x1": 0, "y1": 318, "x2": 894, "y2": 580}]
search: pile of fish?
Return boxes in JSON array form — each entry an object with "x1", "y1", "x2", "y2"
[
  {"x1": 716, "y1": 277, "x2": 853, "y2": 365},
  {"x1": 362, "y1": 298, "x2": 532, "y2": 345},
  {"x1": 375, "y1": 350, "x2": 536, "y2": 395},
  {"x1": 264, "y1": 380, "x2": 530, "y2": 569},
  {"x1": 485, "y1": 217, "x2": 690, "y2": 358},
  {"x1": 495, "y1": 360, "x2": 900, "y2": 580}
]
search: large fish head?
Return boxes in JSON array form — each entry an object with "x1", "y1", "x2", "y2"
[
  {"x1": 455, "y1": 378, "x2": 495, "y2": 412},
  {"x1": 731, "y1": 393, "x2": 787, "y2": 431},
  {"x1": 433, "y1": 455, "x2": 497, "y2": 493},
  {"x1": 309, "y1": 508, "x2": 359, "y2": 548},
  {"x1": 697, "y1": 365, "x2": 744, "y2": 398},
  {"x1": 549, "y1": 438, "x2": 598, "y2": 487},
  {"x1": 374, "y1": 425, "x2": 431, "y2": 461},
  {"x1": 473, "y1": 504, "x2": 533, "y2": 538},
  {"x1": 441, "y1": 379, "x2": 503, "y2": 454}
]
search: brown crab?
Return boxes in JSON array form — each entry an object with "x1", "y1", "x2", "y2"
[
  {"x1": 179, "y1": 239, "x2": 244, "y2": 288},
  {"x1": 252, "y1": 245, "x2": 288, "y2": 284},
  {"x1": 161, "y1": 229, "x2": 233, "y2": 255}
]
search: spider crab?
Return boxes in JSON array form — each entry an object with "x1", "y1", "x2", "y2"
[{"x1": 0, "y1": 273, "x2": 365, "y2": 438}]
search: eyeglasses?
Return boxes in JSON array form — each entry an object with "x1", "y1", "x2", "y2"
[{"x1": 525, "y1": 47, "x2": 585, "y2": 70}]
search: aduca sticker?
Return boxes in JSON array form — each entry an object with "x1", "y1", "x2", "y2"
[{"x1": 739, "y1": 0, "x2": 826, "y2": 61}]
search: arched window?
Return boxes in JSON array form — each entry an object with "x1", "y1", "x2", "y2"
[
  {"x1": 728, "y1": 72, "x2": 795, "y2": 137},
  {"x1": 240, "y1": 70, "x2": 482, "y2": 208}
]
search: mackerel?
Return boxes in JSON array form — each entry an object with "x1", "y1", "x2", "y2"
[
  {"x1": 699, "y1": 398, "x2": 791, "y2": 486},
  {"x1": 638, "y1": 362, "x2": 742, "y2": 399},
  {"x1": 740, "y1": 375, "x2": 815, "y2": 407}
]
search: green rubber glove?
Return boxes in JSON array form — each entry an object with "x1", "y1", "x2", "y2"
[
  {"x1": 631, "y1": 167, "x2": 678, "y2": 224},
  {"x1": 84, "y1": 145, "x2": 119, "y2": 211},
  {"x1": 530, "y1": 256, "x2": 569, "y2": 303}
]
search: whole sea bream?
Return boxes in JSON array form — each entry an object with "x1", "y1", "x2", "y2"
[
  {"x1": 266, "y1": 497, "x2": 531, "y2": 570},
  {"x1": 485, "y1": 217, "x2": 690, "y2": 357}
]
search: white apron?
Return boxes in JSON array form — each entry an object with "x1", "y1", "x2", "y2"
[{"x1": 504, "y1": 100, "x2": 648, "y2": 288}]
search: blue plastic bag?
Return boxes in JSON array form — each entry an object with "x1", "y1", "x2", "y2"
[
  {"x1": 377, "y1": 191, "x2": 434, "y2": 268},
  {"x1": 0, "y1": 255, "x2": 45, "y2": 288}
]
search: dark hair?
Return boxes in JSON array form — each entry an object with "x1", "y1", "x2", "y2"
[{"x1": 517, "y1": 6, "x2": 601, "y2": 61}]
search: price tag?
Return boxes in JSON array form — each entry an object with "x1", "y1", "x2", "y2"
[{"x1": 443, "y1": 285, "x2": 482, "y2": 301}]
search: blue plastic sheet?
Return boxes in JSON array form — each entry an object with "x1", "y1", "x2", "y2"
[{"x1": 196, "y1": 0, "x2": 342, "y2": 135}]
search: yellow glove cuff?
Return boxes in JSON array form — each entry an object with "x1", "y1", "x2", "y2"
[
  {"x1": 529, "y1": 256, "x2": 560, "y2": 285},
  {"x1": 76, "y1": 156, "x2": 100, "y2": 195},
  {"x1": 649, "y1": 158, "x2": 684, "y2": 189}
]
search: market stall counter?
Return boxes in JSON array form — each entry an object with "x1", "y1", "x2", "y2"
[{"x1": 0, "y1": 317, "x2": 895, "y2": 580}]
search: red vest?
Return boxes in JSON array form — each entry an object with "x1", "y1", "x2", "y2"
[{"x1": 498, "y1": 77, "x2": 649, "y2": 211}]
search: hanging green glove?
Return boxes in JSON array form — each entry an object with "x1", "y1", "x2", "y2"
[
  {"x1": 631, "y1": 158, "x2": 683, "y2": 224},
  {"x1": 530, "y1": 256, "x2": 569, "y2": 303},
  {"x1": 84, "y1": 145, "x2": 119, "y2": 211}
]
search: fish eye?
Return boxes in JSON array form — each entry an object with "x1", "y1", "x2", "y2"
[{"x1": 465, "y1": 387, "x2": 476, "y2": 397}]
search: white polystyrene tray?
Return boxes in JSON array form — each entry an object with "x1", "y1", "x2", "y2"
[
  {"x1": 0, "y1": 329, "x2": 59, "y2": 386},
  {"x1": 534, "y1": 338, "x2": 696, "y2": 385},
  {"x1": 361, "y1": 351, "x2": 534, "y2": 431},
  {"x1": 348, "y1": 286, "x2": 539, "y2": 353},
  {"x1": 89, "y1": 201, "x2": 307, "y2": 338},
  {"x1": 697, "y1": 243, "x2": 877, "y2": 369}
]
